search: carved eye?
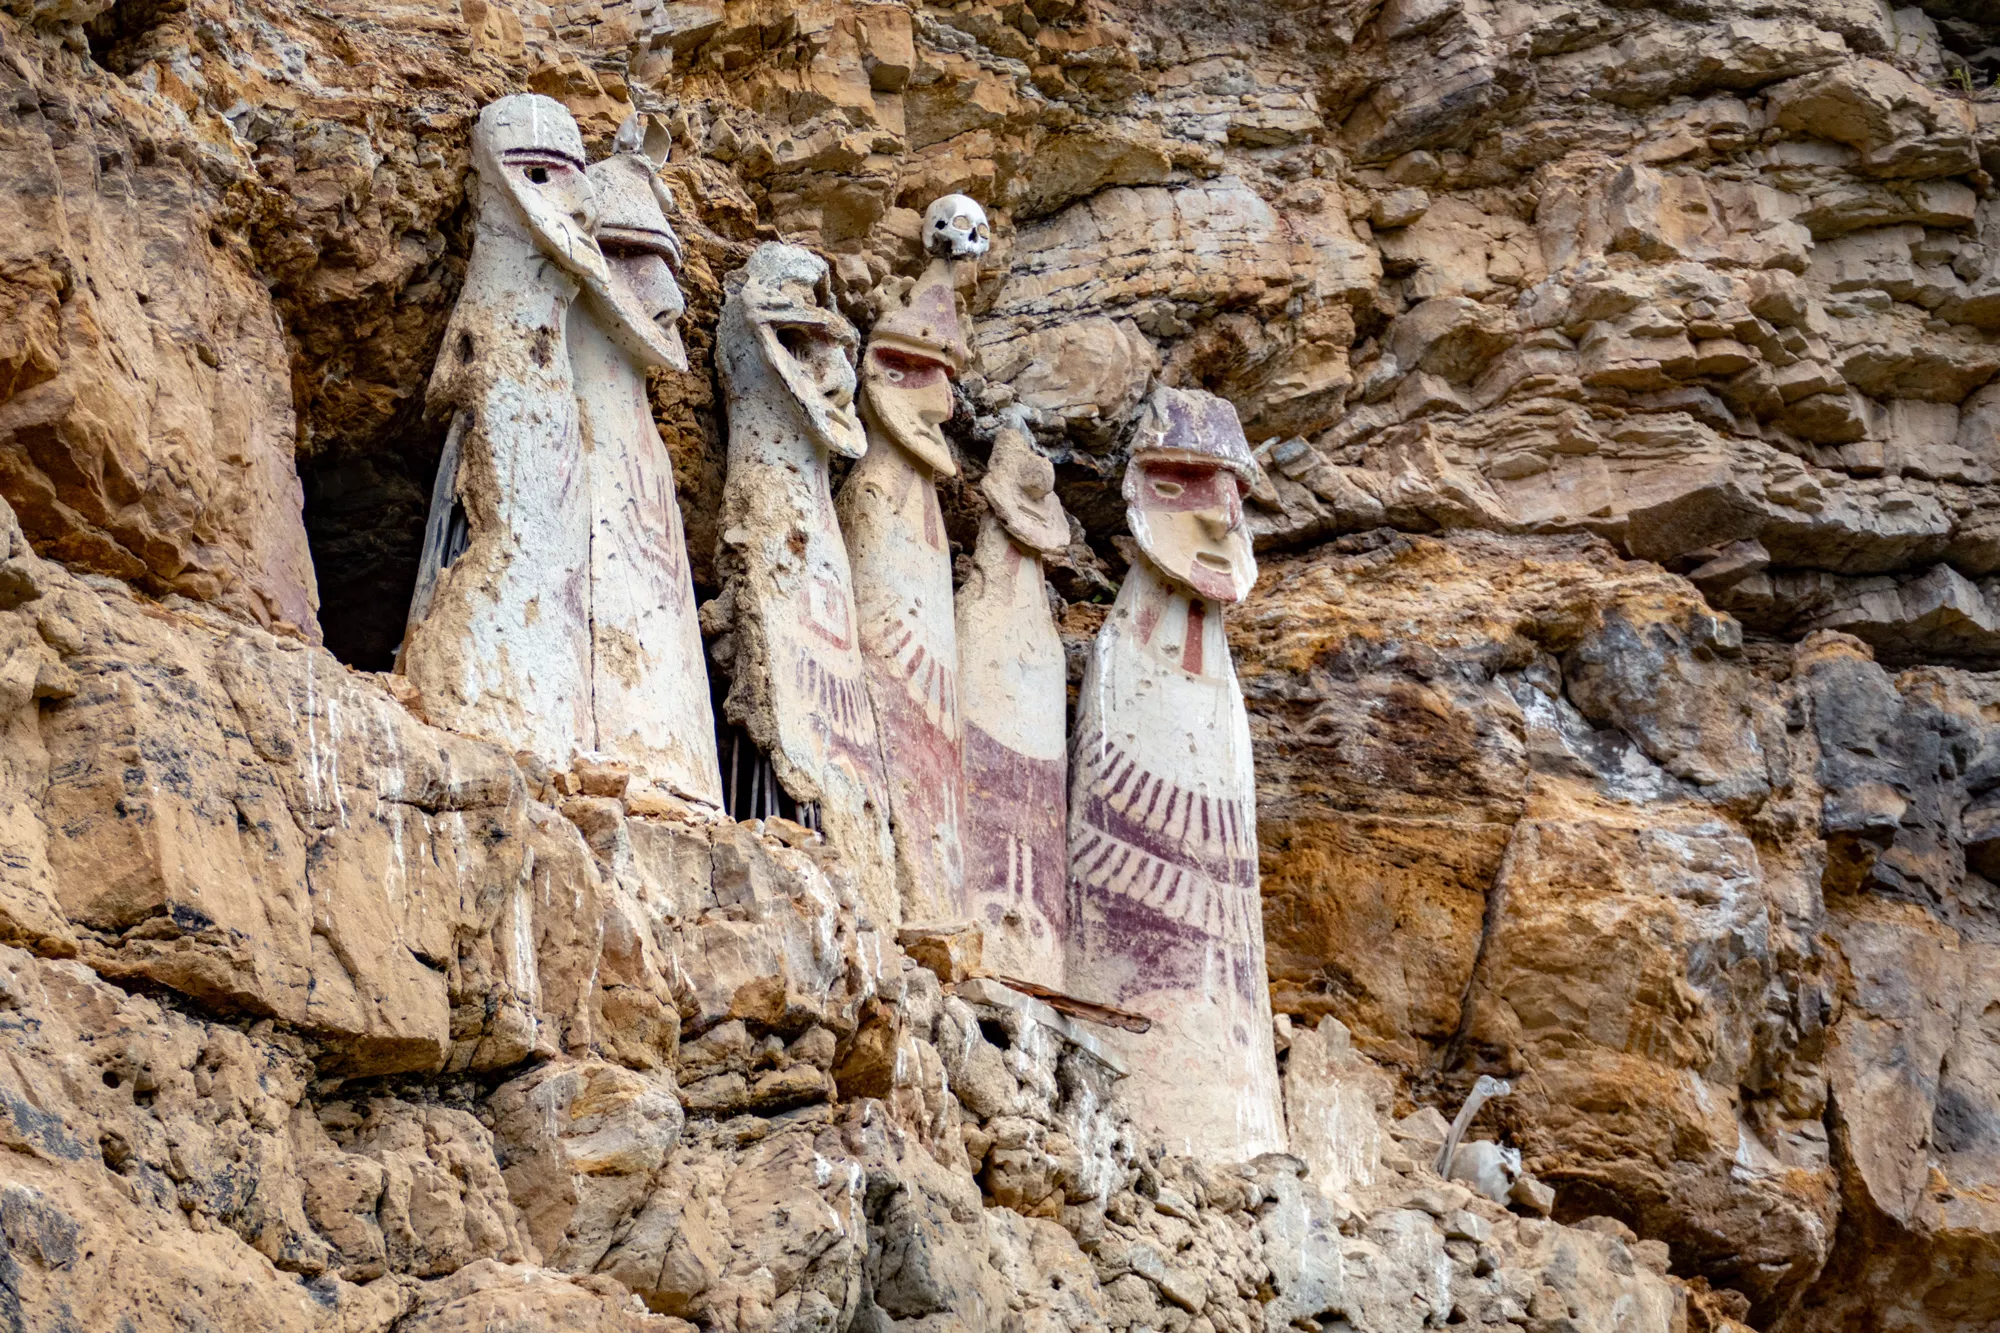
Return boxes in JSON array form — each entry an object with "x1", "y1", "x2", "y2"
[
  {"x1": 779, "y1": 326, "x2": 838, "y2": 364},
  {"x1": 1152, "y1": 479, "x2": 1184, "y2": 499},
  {"x1": 526, "y1": 166, "x2": 549, "y2": 184},
  {"x1": 881, "y1": 367, "x2": 905, "y2": 384}
]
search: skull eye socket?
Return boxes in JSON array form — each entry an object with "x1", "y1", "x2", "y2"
[{"x1": 952, "y1": 213, "x2": 971, "y2": 231}]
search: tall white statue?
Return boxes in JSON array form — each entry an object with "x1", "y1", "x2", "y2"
[
  {"x1": 712, "y1": 244, "x2": 897, "y2": 923},
  {"x1": 570, "y1": 115, "x2": 722, "y2": 805},
  {"x1": 838, "y1": 196, "x2": 991, "y2": 922},
  {"x1": 957, "y1": 408, "x2": 1071, "y2": 986},
  {"x1": 401, "y1": 94, "x2": 608, "y2": 758},
  {"x1": 1066, "y1": 384, "x2": 1284, "y2": 1163}
]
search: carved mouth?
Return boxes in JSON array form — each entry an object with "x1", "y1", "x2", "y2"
[{"x1": 1195, "y1": 552, "x2": 1232, "y2": 571}]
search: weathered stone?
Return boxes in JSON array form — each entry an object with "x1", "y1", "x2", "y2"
[
  {"x1": 1282, "y1": 1016, "x2": 1392, "y2": 1208},
  {"x1": 958, "y1": 410, "x2": 1072, "y2": 987},
  {"x1": 712, "y1": 242, "x2": 896, "y2": 922},
  {"x1": 303, "y1": 1096, "x2": 534, "y2": 1279},
  {"x1": 895, "y1": 921, "x2": 982, "y2": 985},
  {"x1": 399, "y1": 1260, "x2": 676, "y2": 1330},
  {"x1": 491, "y1": 1058, "x2": 684, "y2": 1272},
  {"x1": 399, "y1": 96, "x2": 607, "y2": 764},
  {"x1": 0, "y1": 53, "x2": 318, "y2": 640},
  {"x1": 1068, "y1": 386, "x2": 1283, "y2": 1164},
  {"x1": 6, "y1": 1, "x2": 2000, "y2": 1327},
  {"x1": 841, "y1": 200, "x2": 979, "y2": 923}
]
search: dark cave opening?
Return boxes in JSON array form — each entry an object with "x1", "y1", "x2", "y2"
[
  {"x1": 84, "y1": 0, "x2": 191, "y2": 75},
  {"x1": 1922, "y1": 2, "x2": 2000, "y2": 86},
  {"x1": 716, "y1": 720, "x2": 816, "y2": 828},
  {"x1": 301, "y1": 427, "x2": 446, "y2": 673}
]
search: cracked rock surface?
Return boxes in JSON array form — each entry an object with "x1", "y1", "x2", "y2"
[{"x1": 4, "y1": 0, "x2": 2000, "y2": 1328}]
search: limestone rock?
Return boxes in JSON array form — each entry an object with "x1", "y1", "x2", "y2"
[
  {"x1": 399, "y1": 1261, "x2": 677, "y2": 1331},
  {"x1": 301, "y1": 1097, "x2": 534, "y2": 1280},
  {"x1": 0, "y1": 44, "x2": 319, "y2": 639},
  {"x1": 6, "y1": 0, "x2": 2000, "y2": 1326},
  {"x1": 491, "y1": 1059, "x2": 684, "y2": 1272}
]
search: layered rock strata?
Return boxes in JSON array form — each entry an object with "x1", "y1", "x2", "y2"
[
  {"x1": 0, "y1": 496, "x2": 1691, "y2": 1330},
  {"x1": 4, "y1": 0, "x2": 2000, "y2": 1327}
]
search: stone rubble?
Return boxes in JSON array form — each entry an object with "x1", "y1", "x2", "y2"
[{"x1": 0, "y1": 501, "x2": 1691, "y2": 1329}]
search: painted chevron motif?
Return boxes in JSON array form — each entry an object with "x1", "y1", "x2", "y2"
[
  {"x1": 794, "y1": 651, "x2": 872, "y2": 745},
  {"x1": 874, "y1": 609, "x2": 960, "y2": 736},
  {"x1": 1069, "y1": 737, "x2": 1258, "y2": 944}
]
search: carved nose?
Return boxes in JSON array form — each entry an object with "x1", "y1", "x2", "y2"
[{"x1": 1196, "y1": 507, "x2": 1233, "y2": 538}]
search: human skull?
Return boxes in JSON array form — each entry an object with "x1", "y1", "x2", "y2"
[{"x1": 924, "y1": 194, "x2": 991, "y2": 259}]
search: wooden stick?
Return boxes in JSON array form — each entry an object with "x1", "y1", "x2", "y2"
[{"x1": 990, "y1": 975, "x2": 1153, "y2": 1034}]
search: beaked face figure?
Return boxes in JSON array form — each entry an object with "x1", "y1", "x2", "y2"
[
  {"x1": 609, "y1": 247, "x2": 684, "y2": 330},
  {"x1": 715, "y1": 241, "x2": 897, "y2": 920},
  {"x1": 478, "y1": 95, "x2": 606, "y2": 288},
  {"x1": 751, "y1": 280, "x2": 866, "y2": 460},
  {"x1": 500, "y1": 148, "x2": 593, "y2": 236},
  {"x1": 583, "y1": 120, "x2": 688, "y2": 372},
  {"x1": 398, "y1": 96, "x2": 609, "y2": 756},
  {"x1": 564, "y1": 115, "x2": 722, "y2": 806}
]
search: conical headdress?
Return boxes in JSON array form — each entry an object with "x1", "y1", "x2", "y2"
[
  {"x1": 1124, "y1": 384, "x2": 1259, "y2": 491},
  {"x1": 869, "y1": 257, "x2": 968, "y2": 374}
]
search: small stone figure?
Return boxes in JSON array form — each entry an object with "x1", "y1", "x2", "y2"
[
  {"x1": 401, "y1": 94, "x2": 611, "y2": 760},
  {"x1": 838, "y1": 195, "x2": 991, "y2": 922},
  {"x1": 1066, "y1": 383, "x2": 1284, "y2": 1163},
  {"x1": 570, "y1": 115, "x2": 722, "y2": 805},
  {"x1": 712, "y1": 244, "x2": 896, "y2": 921},
  {"x1": 957, "y1": 408, "x2": 1071, "y2": 987},
  {"x1": 1439, "y1": 1074, "x2": 1515, "y2": 1200}
]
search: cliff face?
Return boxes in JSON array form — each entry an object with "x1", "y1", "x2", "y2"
[{"x1": 1, "y1": 0, "x2": 1998, "y2": 1329}]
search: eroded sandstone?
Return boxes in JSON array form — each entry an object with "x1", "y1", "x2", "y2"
[{"x1": 5, "y1": 0, "x2": 2000, "y2": 1327}]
